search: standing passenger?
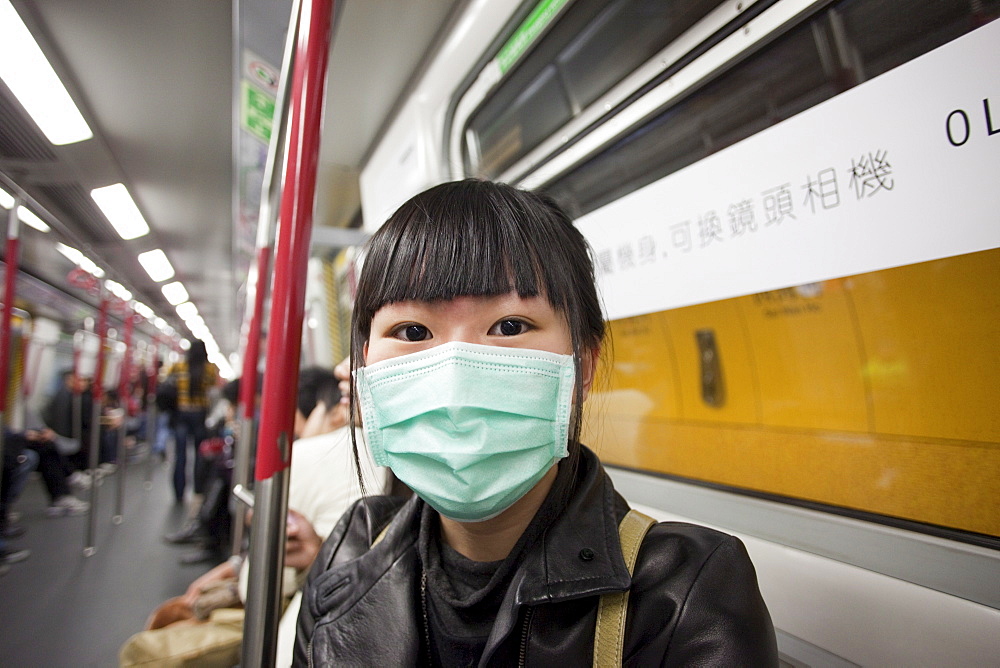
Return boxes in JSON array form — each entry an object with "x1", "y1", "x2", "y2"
[
  {"x1": 167, "y1": 340, "x2": 218, "y2": 507},
  {"x1": 294, "y1": 180, "x2": 777, "y2": 665}
]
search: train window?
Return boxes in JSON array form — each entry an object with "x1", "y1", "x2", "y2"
[
  {"x1": 544, "y1": 0, "x2": 1000, "y2": 217},
  {"x1": 463, "y1": 0, "x2": 722, "y2": 179}
]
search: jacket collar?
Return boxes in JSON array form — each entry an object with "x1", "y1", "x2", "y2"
[{"x1": 508, "y1": 445, "x2": 631, "y2": 606}]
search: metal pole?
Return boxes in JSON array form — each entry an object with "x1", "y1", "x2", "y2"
[
  {"x1": 232, "y1": 0, "x2": 298, "y2": 560},
  {"x1": 144, "y1": 342, "x2": 159, "y2": 490},
  {"x1": 84, "y1": 293, "x2": 108, "y2": 556},
  {"x1": 0, "y1": 198, "x2": 21, "y2": 472},
  {"x1": 242, "y1": 0, "x2": 334, "y2": 664},
  {"x1": 113, "y1": 307, "x2": 134, "y2": 523},
  {"x1": 72, "y1": 339, "x2": 83, "y2": 486}
]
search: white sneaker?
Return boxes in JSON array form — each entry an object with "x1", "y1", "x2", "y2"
[
  {"x1": 68, "y1": 471, "x2": 92, "y2": 491},
  {"x1": 98, "y1": 462, "x2": 118, "y2": 475},
  {"x1": 46, "y1": 496, "x2": 90, "y2": 517}
]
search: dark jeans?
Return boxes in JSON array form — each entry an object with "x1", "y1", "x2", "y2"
[
  {"x1": 172, "y1": 410, "x2": 209, "y2": 502},
  {"x1": 67, "y1": 429, "x2": 116, "y2": 472},
  {"x1": 27, "y1": 441, "x2": 71, "y2": 502}
]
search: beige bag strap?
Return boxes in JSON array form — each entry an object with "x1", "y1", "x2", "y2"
[
  {"x1": 593, "y1": 509, "x2": 657, "y2": 667},
  {"x1": 372, "y1": 519, "x2": 393, "y2": 547}
]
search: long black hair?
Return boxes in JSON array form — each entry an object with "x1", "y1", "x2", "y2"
[
  {"x1": 187, "y1": 339, "x2": 208, "y2": 396},
  {"x1": 349, "y1": 179, "x2": 605, "y2": 469}
]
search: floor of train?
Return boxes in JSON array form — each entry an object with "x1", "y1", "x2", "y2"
[{"x1": 0, "y1": 449, "x2": 212, "y2": 667}]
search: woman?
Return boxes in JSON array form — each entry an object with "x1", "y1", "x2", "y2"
[
  {"x1": 166, "y1": 339, "x2": 218, "y2": 505},
  {"x1": 295, "y1": 180, "x2": 777, "y2": 666}
]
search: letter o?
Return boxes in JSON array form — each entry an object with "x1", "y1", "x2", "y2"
[{"x1": 946, "y1": 109, "x2": 970, "y2": 147}]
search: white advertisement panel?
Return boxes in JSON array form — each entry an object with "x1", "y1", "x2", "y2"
[{"x1": 578, "y1": 20, "x2": 1000, "y2": 321}]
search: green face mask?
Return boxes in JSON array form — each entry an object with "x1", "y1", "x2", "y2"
[{"x1": 355, "y1": 341, "x2": 576, "y2": 522}]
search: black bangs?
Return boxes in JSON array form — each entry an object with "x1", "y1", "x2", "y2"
[{"x1": 354, "y1": 180, "x2": 580, "y2": 335}]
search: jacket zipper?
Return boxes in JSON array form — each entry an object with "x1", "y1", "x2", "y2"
[
  {"x1": 518, "y1": 607, "x2": 534, "y2": 667},
  {"x1": 307, "y1": 638, "x2": 314, "y2": 668}
]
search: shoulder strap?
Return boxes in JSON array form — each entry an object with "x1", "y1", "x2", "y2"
[
  {"x1": 372, "y1": 521, "x2": 391, "y2": 547},
  {"x1": 593, "y1": 509, "x2": 657, "y2": 667}
]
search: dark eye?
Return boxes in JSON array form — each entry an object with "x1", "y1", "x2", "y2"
[
  {"x1": 394, "y1": 324, "x2": 430, "y2": 341},
  {"x1": 493, "y1": 319, "x2": 527, "y2": 336}
]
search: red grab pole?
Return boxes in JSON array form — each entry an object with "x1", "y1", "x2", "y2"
[
  {"x1": 0, "y1": 200, "x2": 21, "y2": 416},
  {"x1": 238, "y1": 249, "x2": 269, "y2": 423},
  {"x1": 230, "y1": 244, "x2": 270, "y2": 557},
  {"x1": 243, "y1": 0, "x2": 334, "y2": 663},
  {"x1": 0, "y1": 198, "x2": 20, "y2": 474}
]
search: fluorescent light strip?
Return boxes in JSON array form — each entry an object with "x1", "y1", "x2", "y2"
[
  {"x1": 133, "y1": 302, "x2": 154, "y2": 319},
  {"x1": 161, "y1": 281, "x2": 189, "y2": 306},
  {"x1": 18, "y1": 208, "x2": 50, "y2": 232},
  {"x1": 175, "y1": 301, "x2": 198, "y2": 321},
  {"x1": 55, "y1": 243, "x2": 105, "y2": 278},
  {"x1": 90, "y1": 183, "x2": 150, "y2": 240},
  {"x1": 0, "y1": 0, "x2": 93, "y2": 145},
  {"x1": 137, "y1": 248, "x2": 175, "y2": 282},
  {"x1": 0, "y1": 188, "x2": 13, "y2": 209},
  {"x1": 104, "y1": 280, "x2": 132, "y2": 302}
]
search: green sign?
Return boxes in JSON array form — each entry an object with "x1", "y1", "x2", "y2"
[
  {"x1": 241, "y1": 80, "x2": 275, "y2": 144},
  {"x1": 496, "y1": 0, "x2": 570, "y2": 74}
]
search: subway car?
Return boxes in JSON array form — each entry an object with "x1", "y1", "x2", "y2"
[{"x1": 1, "y1": 0, "x2": 998, "y2": 665}]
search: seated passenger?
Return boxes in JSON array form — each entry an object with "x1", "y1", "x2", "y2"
[
  {"x1": 294, "y1": 180, "x2": 778, "y2": 665},
  {"x1": 120, "y1": 366, "x2": 389, "y2": 667},
  {"x1": 4, "y1": 427, "x2": 90, "y2": 517},
  {"x1": 1, "y1": 439, "x2": 38, "y2": 548},
  {"x1": 43, "y1": 371, "x2": 115, "y2": 476}
]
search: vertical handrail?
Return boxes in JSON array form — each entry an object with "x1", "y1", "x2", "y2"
[
  {"x1": 113, "y1": 306, "x2": 135, "y2": 523},
  {"x1": 144, "y1": 340, "x2": 159, "y2": 489},
  {"x1": 242, "y1": 0, "x2": 335, "y2": 664},
  {"x1": 0, "y1": 197, "x2": 21, "y2": 477},
  {"x1": 231, "y1": 0, "x2": 300, "y2": 559},
  {"x1": 84, "y1": 293, "x2": 108, "y2": 556}
]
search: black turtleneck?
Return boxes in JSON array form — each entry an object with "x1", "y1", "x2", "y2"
[{"x1": 417, "y1": 455, "x2": 578, "y2": 667}]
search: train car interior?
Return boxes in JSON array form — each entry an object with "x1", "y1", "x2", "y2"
[{"x1": 0, "y1": 0, "x2": 997, "y2": 665}]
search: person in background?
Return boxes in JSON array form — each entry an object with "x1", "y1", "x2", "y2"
[
  {"x1": 164, "y1": 378, "x2": 241, "y2": 564},
  {"x1": 120, "y1": 366, "x2": 389, "y2": 667},
  {"x1": 166, "y1": 340, "x2": 219, "y2": 510},
  {"x1": 43, "y1": 370, "x2": 114, "y2": 478},
  {"x1": 3, "y1": 420, "x2": 89, "y2": 518},
  {"x1": 1, "y1": 440, "x2": 36, "y2": 570}
]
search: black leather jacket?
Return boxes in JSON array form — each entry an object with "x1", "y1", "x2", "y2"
[{"x1": 294, "y1": 448, "x2": 777, "y2": 666}]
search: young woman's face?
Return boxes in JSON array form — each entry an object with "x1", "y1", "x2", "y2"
[{"x1": 365, "y1": 292, "x2": 595, "y2": 394}]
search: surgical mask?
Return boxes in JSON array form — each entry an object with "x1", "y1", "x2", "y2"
[{"x1": 355, "y1": 341, "x2": 576, "y2": 522}]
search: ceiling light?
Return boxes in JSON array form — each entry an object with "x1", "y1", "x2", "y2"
[
  {"x1": 0, "y1": 0, "x2": 93, "y2": 145},
  {"x1": 161, "y1": 281, "x2": 189, "y2": 305},
  {"x1": 175, "y1": 301, "x2": 198, "y2": 321},
  {"x1": 0, "y1": 188, "x2": 13, "y2": 209},
  {"x1": 55, "y1": 243, "x2": 82, "y2": 264},
  {"x1": 18, "y1": 208, "x2": 50, "y2": 232},
  {"x1": 133, "y1": 302, "x2": 154, "y2": 319},
  {"x1": 55, "y1": 242, "x2": 105, "y2": 278},
  {"x1": 137, "y1": 249, "x2": 175, "y2": 282},
  {"x1": 154, "y1": 317, "x2": 168, "y2": 331},
  {"x1": 90, "y1": 183, "x2": 150, "y2": 240},
  {"x1": 105, "y1": 280, "x2": 132, "y2": 302}
]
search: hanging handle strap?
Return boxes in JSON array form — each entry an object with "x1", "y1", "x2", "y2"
[{"x1": 593, "y1": 509, "x2": 657, "y2": 667}]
